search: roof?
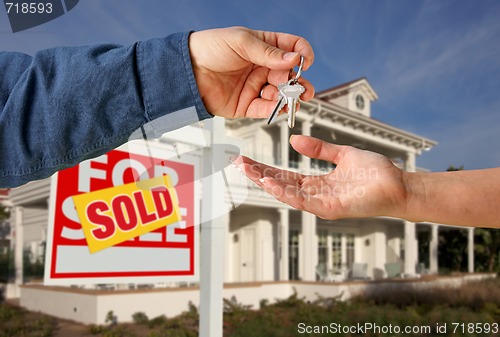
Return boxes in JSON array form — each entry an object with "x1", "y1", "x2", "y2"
[
  {"x1": 316, "y1": 77, "x2": 367, "y2": 96},
  {"x1": 316, "y1": 77, "x2": 378, "y2": 102},
  {"x1": 227, "y1": 77, "x2": 437, "y2": 153},
  {"x1": 300, "y1": 99, "x2": 437, "y2": 153}
]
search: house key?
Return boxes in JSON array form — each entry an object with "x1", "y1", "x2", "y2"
[
  {"x1": 266, "y1": 55, "x2": 305, "y2": 128},
  {"x1": 281, "y1": 80, "x2": 305, "y2": 128},
  {"x1": 266, "y1": 82, "x2": 287, "y2": 125}
]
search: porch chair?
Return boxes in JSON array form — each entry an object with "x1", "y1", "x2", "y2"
[
  {"x1": 384, "y1": 262, "x2": 403, "y2": 278},
  {"x1": 316, "y1": 263, "x2": 335, "y2": 282},
  {"x1": 350, "y1": 262, "x2": 371, "y2": 280}
]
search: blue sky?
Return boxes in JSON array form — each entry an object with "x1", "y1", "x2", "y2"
[{"x1": 1, "y1": 0, "x2": 499, "y2": 171}]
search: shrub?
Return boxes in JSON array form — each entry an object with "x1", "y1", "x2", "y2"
[
  {"x1": 89, "y1": 324, "x2": 105, "y2": 334},
  {"x1": 351, "y1": 278, "x2": 500, "y2": 314},
  {"x1": 147, "y1": 314, "x2": 167, "y2": 329},
  {"x1": 0, "y1": 303, "x2": 56, "y2": 337},
  {"x1": 132, "y1": 311, "x2": 149, "y2": 325},
  {"x1": 105, "y1": 310, "x2": 117, "y2": 325}
]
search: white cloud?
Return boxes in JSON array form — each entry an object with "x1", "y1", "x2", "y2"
[{"x1": 376, "y1": 5, "x2": 500, "y2": 108}]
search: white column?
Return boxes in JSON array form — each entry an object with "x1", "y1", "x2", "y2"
[
  {"x1": 280, "y1": 121, "x2": 289, "y2": 168},
  {"x1": 394, "y1": 237, "x2": 401, "y2": 260},
  {"x1": 301, "y1": 120, "x2": 311, "y2": 168},
  {"x1": 468, "y1": 227, "x2": 474, "y2": 273},
  {"x1": 404, "y1": 152, "x2": 417, "y2": 275},
  {"x1": 279, "y1": 208, "x2": 289, "y2": 280},
  {"x1": 404, "y1": 221, "x2": 416, "y2": 275},
  {"x1": 372, "y1": 225, "x2": 387, "y2": 279},
  {"x1": 14, "y1": 206, "x2": 23, "y2": 297},
  {"x1": 301, "y1": 211, "x2": 317, "y2": 281},
  {"x1": 429, "y1": 224, "x2": 439, "y2": 274},
  {"x1": 224, "y1": 212, "x2": 232, "y2": 283}
]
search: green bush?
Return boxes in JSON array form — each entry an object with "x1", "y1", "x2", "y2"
[
  {"x1": 132, "y1": 311, "x2": 149, "y2": 325},
  {"x1": 147, "y1": 314, "x2": 167, "y2": 329},
  {"x1": 0, "y1": 303, "x2": 56, "y2": 337},
  {"x1": 89, "y1": 324, "x2": 105, "y2": 334},
  {"x1": 351, "y1": 277, "x2": 500, "y2": 313}
]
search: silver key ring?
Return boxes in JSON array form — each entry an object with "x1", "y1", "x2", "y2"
[{"x1": 293, "y1": 55, "x2": 305, "y2": 83}]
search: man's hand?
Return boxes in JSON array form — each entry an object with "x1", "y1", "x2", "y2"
[
  {"x1": 234, "y1": 135, "x2": 409, "y2": 220},
  {"x1": 189, "y1": 26, "x2": 315, "y2": 118}
]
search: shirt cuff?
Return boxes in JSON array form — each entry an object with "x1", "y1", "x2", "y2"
[{"x1": 136, "y1": 31, "x2": 213, "y2": 125}]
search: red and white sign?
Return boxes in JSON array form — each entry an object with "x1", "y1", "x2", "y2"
[{"x1": 44, "y1": 143, "x2": 199, "y2": 285}]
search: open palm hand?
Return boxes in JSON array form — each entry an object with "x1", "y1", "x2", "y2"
[{"x1": 235, "y1": 135, "x2": 409, "y2": 220}]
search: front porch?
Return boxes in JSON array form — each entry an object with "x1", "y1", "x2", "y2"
[
  {"x1": 225, "y1": 204, "x2": 475, "y2": 284},
  {"x1": 18, "y1": 273, "x2": 497, "y2": 325}
]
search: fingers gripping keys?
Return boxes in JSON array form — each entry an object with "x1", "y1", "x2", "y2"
[{"x1": 266, "y1": 56, "x2": 306, "y2": 128}]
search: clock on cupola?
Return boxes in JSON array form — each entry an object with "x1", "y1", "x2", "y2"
[{"x1": 355, "y1": 93, "x2": 365, "y2": 111}]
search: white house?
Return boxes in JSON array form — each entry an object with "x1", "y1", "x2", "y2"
[
  {"x1": 222, "y1": 77, "x2": 470, "y2": 284},
  {"x1": 7, "y1": 78, "x2": 476, "y2": 294}
]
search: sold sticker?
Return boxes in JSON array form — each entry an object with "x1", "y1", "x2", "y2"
[{"x1": 73, "y1": 175, "x2": 181, "y2": 253}]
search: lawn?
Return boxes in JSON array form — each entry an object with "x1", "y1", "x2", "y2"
[{"x1": 1, "y1": 278, "x2": 499, "y2": 336}]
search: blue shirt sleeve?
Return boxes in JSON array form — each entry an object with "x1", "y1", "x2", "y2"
[{"x1": 0, "y1": 32, "x2": 212, "y2": 188}]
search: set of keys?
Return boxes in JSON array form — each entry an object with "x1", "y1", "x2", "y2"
[{"x1": 267, "y1": 55, "x2": 306, "y2": 128}]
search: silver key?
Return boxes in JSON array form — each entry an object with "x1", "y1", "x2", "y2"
[
  {"x1": 287, "y1": 96, "x2": 296, "y2": 128},
  {"x1": 267, "y1": 83, "x2": 287, "y2": 125},
  {"x1": 280, "y1": 81, "x2": 305, "y2": 128}
]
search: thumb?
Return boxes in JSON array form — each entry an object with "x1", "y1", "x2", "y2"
[
  {"x1": 290, "y1": 135, "x2": 344, "y2": 165},
  {"x1": 241, "y1": 37, "x2": 301, "y2": 70}
]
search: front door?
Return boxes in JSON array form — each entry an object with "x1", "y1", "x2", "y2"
[{"x1": 240, "y1": 228, "x2": 256, "y2": 282}]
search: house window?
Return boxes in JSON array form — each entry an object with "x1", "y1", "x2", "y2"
[
  {"x1": 289, "y1": 229, "x2": 300, "y2": 280},
  {"x1": 346, "y1": 234, "x2": 355, "y2": 268},
  {"x1": 318, "y1": 230, "x2": 328, "y2": 271},
  {"x1": 321, "y1": 231, "x2": 356, "y2": 274},
  {"x1": 400, "y1": 237, "x2": 405, "y2": 261},
  {"x1": 331, "y1": 233, "x2": 342, "y2": 272},
  {"x1": 355, "y1": 94, "x2": 365, "y2": 110}
]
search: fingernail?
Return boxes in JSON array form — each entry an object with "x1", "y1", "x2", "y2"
[
  {"x1": 259, "y1": 178, "x2": 265, "y2": 183},
  {"x1": 229, "y1": 155, "x2": 238, "y2": 162},
  {"x1": 283, "y1": 52, "x2": 298, "y2": 61},
  {"x1": 289, "y1": 134, "x2": 295, "y2": 143}
]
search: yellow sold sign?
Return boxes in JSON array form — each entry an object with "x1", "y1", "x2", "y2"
[{"x1": 73, "y1": 175, "x2": 181, "y2": 253}]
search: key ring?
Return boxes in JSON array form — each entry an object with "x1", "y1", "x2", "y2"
[{"x1": 293, "y1": 55, "x2": 305, "y2": 83}]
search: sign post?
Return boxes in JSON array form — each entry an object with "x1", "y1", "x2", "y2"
[{"x1": 199, "y1": 117, "x2": 226, "y2": 337}]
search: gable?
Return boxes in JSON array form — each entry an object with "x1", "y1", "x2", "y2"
[{"x1": 316, "y1": 78, "x2": 378, "y2": 117}]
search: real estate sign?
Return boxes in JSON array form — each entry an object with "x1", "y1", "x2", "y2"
[{"x1": 44, "y1": 142, "x2": 199, "y2": 285}]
